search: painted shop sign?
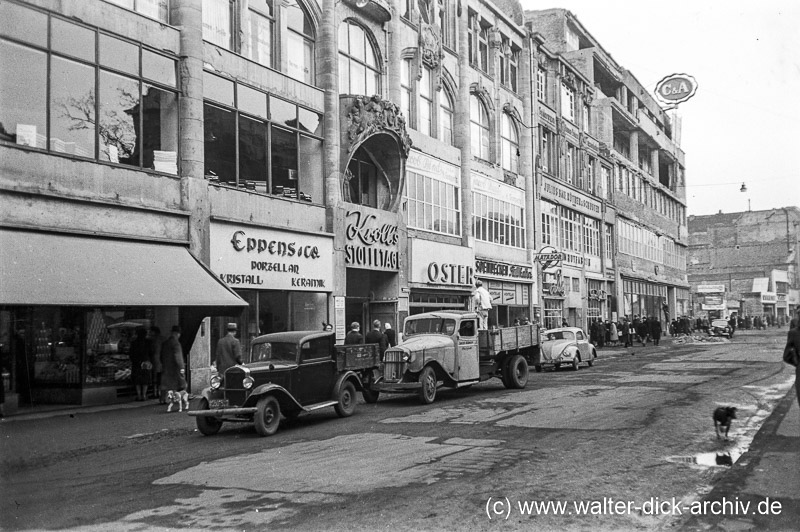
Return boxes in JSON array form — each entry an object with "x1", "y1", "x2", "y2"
[
  {"x1": 406, "y1": 151, "x2": 460, "y2": 185},
  {"x1": 410, "y1": 239, "x2": 474, "y2": 287},
  {"x1": 538, "y1": 105, "x2": 557, "y2": 130},
  {"x1": 542, "y1": 179, "x2": 602, "y2": 215},
  {"x1": 210, "y1": 224, "x2": 333, "y2": 291},
  {"x1": 475, "y1": 258, "x2": 533, "y2": 281},
  {"x1": 654, "y1": 73, "x2": 698, "y2": 105},
  {"x1": 344, "y1": 209, "x2": 400, "y2": 271},
  {"x1": 697, "y1": 284, "x2": 725, "y2": 293},
  {"x1": 535, "y1": 246, "x2": 564, "y2": 271},
  {"x1": 761, "y1": 293, "x2": 777, "y2": 303}
]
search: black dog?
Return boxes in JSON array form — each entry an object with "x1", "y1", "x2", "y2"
[{"x1": 713, "y1": 406, "x2": 737, "y2": 439}]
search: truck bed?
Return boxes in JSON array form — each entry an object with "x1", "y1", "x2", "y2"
[
  {"x1": 478, "y1": 324, "x2": 540, "y2": 356},
  {"x1": 335, "y1": 344, "x2": 381, "y2": 371}
]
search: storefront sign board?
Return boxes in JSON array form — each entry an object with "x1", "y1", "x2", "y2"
[
  {"x1": 410, "y1": 239, "x2": 474, "y2": 287},
  {"x1": 344, "y1": 208, "x2": 400, "y2": 271}
]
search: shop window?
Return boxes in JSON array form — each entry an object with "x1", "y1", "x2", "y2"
[
  {"x1": 501, "y1": 114, "x2": 519, "y2": 174},
  {"x1": 0, "y1": 8, "x2": 179, "y2": 173},
  {"x1": 338, "y1": 20, "x2": 381, "y2": 96},
  {"x1": 203, "y1": 76, "x2": 324, "y2": 203},
  {"x1": 470, "y1": 95, "x2": 490, "y2": 161}
]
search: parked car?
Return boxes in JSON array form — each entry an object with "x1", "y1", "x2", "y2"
[
  {"x1": 709, "y1": 319, "x2": 733, "y2": 339},
  {"x1": 535, "y1": 327, "x2": 596, "y2": 372},
  {"x1": 187, "y1": 331, "x2": 381, "y2": 436}
]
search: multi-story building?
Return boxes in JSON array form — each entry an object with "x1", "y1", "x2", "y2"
[
  {"x1": 525, "y1": 8, "x2": 690, "y2": 329},
  {"x1": 687, "y1": 208, "x2": 800, "y2": 323}
]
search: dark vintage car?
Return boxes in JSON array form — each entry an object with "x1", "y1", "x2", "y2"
[
  {"x1": 187, "y1": 331, "x2": 381, "y2": 436},
  {"x1": 709, "y1": 319, "x2": 733, "y2": 339}
]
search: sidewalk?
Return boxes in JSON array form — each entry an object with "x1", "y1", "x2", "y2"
[{"x1": 681, "y1": 386, "x2": 800, "y2": 531}]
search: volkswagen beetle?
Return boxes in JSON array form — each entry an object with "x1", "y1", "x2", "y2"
[{"x1": 534, "y1": 327, "x2": 596, "y2": 372}]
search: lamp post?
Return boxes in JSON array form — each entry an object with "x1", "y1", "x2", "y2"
[{"x1": 740, "y1": 182, "x2": 750, "y2": 211}]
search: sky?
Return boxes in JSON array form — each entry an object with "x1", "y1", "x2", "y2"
[{"x1": 520, "y1": 0, "x2": 800, "y2": 216}]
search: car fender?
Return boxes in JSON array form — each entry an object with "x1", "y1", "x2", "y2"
[
  {"x1": 333, "y1": 371, "x2": 363, "y2": 397},
  {"x1": 561, "y1": 345, "x2": 580, "y2": 361},
  {"x1": 417, "y1": 360, "x2": 457, "y2": 387},
  {"x1": 247, "y1": 383, "x2": 304, "y2": 411}
]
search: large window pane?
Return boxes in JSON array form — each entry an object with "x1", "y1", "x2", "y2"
[
  {"x1": 0, "y1": 40, "x2": 47, "y2": 148},
  {"x1": 142, "y1": 49, "x2": 176, "y2": 87},
  {"x1": 100, "y1": 34, "x2": 139, "y2": 76},
  {"x1": 52, "y1": 18, "x2": 95, "y2": 63},
  {"x1": 297, "y1": 108, "x2": 322, "y2": 136},
  {"x1": 0, "y1": 1, "x2": 47, "y2": 47},
  {"x1": 287, "y1": 31, "x2": 313, "y2": 84},
  {"x1": 203, "y1": 71, "x2": 234, "y2": 106},
  {"x1": 248, "y1": 9, "x2": 272, "y2": 68},
  {"x1": 348, "y1": 23, "x2": 365, "y2": 61},
  {"x1": 239, "y1": 115, "x2": 268, "y2": 190},
  {"x1": 202, "y1": 0, "x2": 232, "y2": 49},
  {"x1": 350, "y1": 62, "x2": 365, "y2": 95},
  {"x1": 98, "y1": 71, "x2": 139, "y2": 165},
  {"x1": 204, "y1": 104, "x2": 236, "y2": 183},
  {"x1": 50, "y1": 56, "x2": 96, "y2": 157},
  {"x1": 238, "y1": 84, "x2": 267, "y2": 119},
  {"x1": 286, "y1": 0, "x2": 313, "y2": 36},
  {"x1": 270, "y1": 97, "x2": 296, "y2": 127},
  {"x1": 271, "y1": 126, "x2": 298, "y2": 194},
  {"x1": 298, "y1": 135, "x2": 323, "y2": 203},
  {"x1": 142, "y1": 85, "x2": 178, "y2": 173}
]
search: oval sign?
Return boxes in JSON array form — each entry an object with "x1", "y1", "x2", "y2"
[{"x1": 655, "y1": 73, "x2": 698, "y2": 105}]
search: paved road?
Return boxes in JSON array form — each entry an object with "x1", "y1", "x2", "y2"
[{"x1": 1, "y1": 328, "x2": 795, "y2": 531}]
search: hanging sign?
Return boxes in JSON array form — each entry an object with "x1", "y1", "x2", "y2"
[{"x1": 654, "y1": 73, "x2": 698, "y2": 105}]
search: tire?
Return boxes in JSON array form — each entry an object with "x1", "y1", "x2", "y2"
[
  {"x1": 335, "y1": 381, "x2": 357, "y2": 418},
  {"x1": 534, "y1": 365, "x2": 543, "y2": 373},
  {"x1": 587, "y1": 350, "x2": 595, "y2": 367},
  {"x1": 571, "y1": 357, "x2": 580, "y2": 371},
  {"x1": 362, "y1": 387, "x2": 380, "y2": 404},
  {"x1": 418, "y1": 366, "x2": 437, "y2": 404},
  {"x1": 254, "y1": 395, "x2": 281, "y2": 437},
  {"x1": 504, "y1": 354, "x2": 529, "y2": 389},
  {"x1": 194, "y1": 398, "x2": 223, "y2": 436}
]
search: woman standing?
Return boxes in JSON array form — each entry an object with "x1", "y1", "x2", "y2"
[
  {"x1": 128, "y1": 328, "x2": 153, "y2": 401},
  {"x1": 160, "y1": 326, "x2": 186, "y2": 397},
  {"x1": 610, "y1": 321, "x2": 619, "y2": 346}
]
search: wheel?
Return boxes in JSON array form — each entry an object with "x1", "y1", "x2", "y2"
[
  {"x1": 504, "y1": 354, "x2": 529, "y2": 389},
  {"x1": 254, "y1": 395, "x2": 281, "y2": 436},
  {"x1": 571, "y1": 357, "x2": 579, "y2": 371},
  {"x1": 362, "y1": 387, "x2": 380, "y2": 404},
  {"x1": 534, "y1": 365, "x2": 543, "y2": 373},
  {"x1": 418, "y1": 366, "x2": 437, "y2": 404},
  {"x1": 587, "y1": 350, "x2": 595, "y2": 367},
  {"x1": 335, "y1": 381, "x2": 357, "y2": 418},
  {"x1": 194, "y1": 398, "x2": 223, "y2": 436}
]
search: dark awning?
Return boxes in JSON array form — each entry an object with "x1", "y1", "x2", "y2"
[{"x1": 1, "y1": 229, "x2": 247, "y2": 312}]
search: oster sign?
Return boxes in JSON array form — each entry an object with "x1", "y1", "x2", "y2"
[{"x1": 655, "y1": 73, "x2": 698, "y2": 105}]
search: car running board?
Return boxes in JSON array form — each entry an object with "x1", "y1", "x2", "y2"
[{"x1": 304, "y1": 400, "x2": 338, "y2": 412}]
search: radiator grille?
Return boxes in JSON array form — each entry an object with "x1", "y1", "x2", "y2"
[{"x1": 224, "y1": 367, "x2": 248, "y2": 406}]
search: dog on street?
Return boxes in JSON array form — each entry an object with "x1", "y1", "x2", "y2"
[
  {"x1": 713, "y1": 406, "x2": 737, "y2": 439},
  {"x1": 167, "y1": 389, "x2": 189, "y2": 413}
]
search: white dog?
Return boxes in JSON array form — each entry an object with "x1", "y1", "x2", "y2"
[{"x1": 167, "y1": 390, "x2": 189, "y2": 413}]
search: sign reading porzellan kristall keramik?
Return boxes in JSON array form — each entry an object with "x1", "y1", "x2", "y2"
[{"x1": 210, "y1": 223, "x2": 333, "y2": 291}]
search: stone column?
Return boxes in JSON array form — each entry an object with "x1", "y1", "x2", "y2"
[
  {"x1": 320, "y1": 0, "x2": 340, "y2": 211},
  {"x1": 456, "y1": 6, "x2": 473, "y2": 246},
  {"x1": 520, "y1": 34, "x2": 535, "y2": 253},
  {"x1": 628, "y1": 130, "x2": 638, "y2": 166},
  {"x1": 387, "y1": 0, "x2": 402, "y2": 105},
  {"x1": 651, "y1": 148, "x2": 660, "y2": 183}
]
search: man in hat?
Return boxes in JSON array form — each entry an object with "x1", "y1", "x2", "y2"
[
  {"x1": 365, "y1": 319, "x2": 389, "y2": 355},
  {"x1": 344, "y1": 322, "x2": 364, "y2": 345},
  {"x1": 215, "y1": 322, "x2": 243, "y2": 374},
  {"x1": 472, "y1": 280, "x2": 493, "y2": 329}
]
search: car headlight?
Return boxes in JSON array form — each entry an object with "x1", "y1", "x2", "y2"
[
  {"x1": 242, "y1": 376, "x2": 254, "y2": 389},
  {"x1": 559, "y1": 348, "x2": 571, "y2": 359},
  {"x1": 402, "y1": 353, "x2": 416, "y2": 363},
  {"x1": 210, "y1": 374, "x2": 222, "y2": 390}
]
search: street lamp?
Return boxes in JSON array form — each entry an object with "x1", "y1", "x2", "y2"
[{"x1": 740, "y1": 182, "x2": 750, "y2": 211}]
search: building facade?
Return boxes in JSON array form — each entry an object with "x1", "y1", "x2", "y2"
[
  {"x1": 1, "y1": 1, "x2": 693, "y2": 413},
  {"x1": 687, "y1": 208, "x2": 800, "y2": 324},
  {"x1": 525, "y1": 8, "x2": 690, "y2": 330}
]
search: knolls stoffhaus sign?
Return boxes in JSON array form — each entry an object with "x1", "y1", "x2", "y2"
[{"x1": 654, "y1": 73, "x2": 698, "y2": 105}]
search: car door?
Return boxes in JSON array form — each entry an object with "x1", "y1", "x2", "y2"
[
  {"x1": 296, "y1": 336, "x2": 336, "y2": 405},
  {"x1": 575, "y1": 330, "x2": 591, "y2": 360}
]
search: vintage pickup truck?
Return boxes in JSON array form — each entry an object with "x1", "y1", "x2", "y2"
[
  {"x1": 372, "y1": 310, "x2": 541, "y2": 404},
  {"x1": 187, "y1": 330, "x2": 381, "y2": 436}
]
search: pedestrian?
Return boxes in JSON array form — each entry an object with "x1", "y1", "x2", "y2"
[
  {"x1": 472, "y1": 280, "x2": 493, "y2": 329},
  {"x1": 595, "y1": 320, "x2": 605, "y2": 348},
  {"x1": 635, "y1": 316, "x2": 648, "y2": 346},
  {"x1": 215, "y1": 322, "x2": 243, "y2": 375},
  {"x1": 147, "y1": 326, "x2": 164, "y2": 402},
  {"x1": 129, "y1": 327, "x2": 154, "y2": 401},
  {"x1": 562, "y1": 318, "x2": 569, "y2": 328},
  {"x1": 322, "y1": 322, "x2": 333, "y2": 331},
  {"x1": 365, "y1": 320, "x2": 389, "y2": 355},
  {"x1": 384, "y1": 322, "x2": 397, "y2": 347},
  {"x1": 621, "y1": 318, "x2": 632, "y2": 347},
  {"x1": 649, "y1": 317, "x2": 662, "y2": 346},
  {"x1": 160, "y1": 325, "x2": 186, "y2": 396},
  {"x1": 782, "y1": 309, "x2": 800, "y2": 411},
  {"x1": 344, "y1": 322, "x2": 364, "y2": 345},
  {"x1": 728, "y1": 314, "x2": 737, "y2": 337},
  {"x1": 610, "y1": 320, "x2": 619, "y2": 346}
]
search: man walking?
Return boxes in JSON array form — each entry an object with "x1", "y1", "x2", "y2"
[
  {"x1": 215, "y1": 322, "x2": 242, "y2": 374},
  {"x1": 365, "y1": 320, "x2": 389, "y2": 355},
  {"x1": 344, "y1": 322, "x2": 364, "y2": 345},
  {"x1": 472, "y1": 280, "x2": 493, "y2": 329}
]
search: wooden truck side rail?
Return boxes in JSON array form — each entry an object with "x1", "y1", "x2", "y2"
[
  {"x1": 478, "y1": 324, "x2": 540, "y2": 356},
  {"x1": 335, "y1": 343, "x2": 381, "y2": 371}
]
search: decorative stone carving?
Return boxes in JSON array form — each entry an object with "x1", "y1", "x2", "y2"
[
  {"x1": 346, "y1": 95, "x2": 412, "y2": 158},
  {"x1": 419, "y1": 23, "x2": 443, "y2": 70},
  {"x1": 469, "y1": 83, "x2": 494, "y2": 110},
  {"x1": 563, "y1": 71, "x2": 577, "y2": 88}
]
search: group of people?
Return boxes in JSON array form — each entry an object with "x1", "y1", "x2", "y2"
[
  {"x1": 344, "y1": 320, "x2": 397, "y2": 353},
  {"x1": 128, "y1": 325, "x2": 185, "y2": 403},
  {"x1": 589, "y1": 316, "x2": 663, "y2": 348}
]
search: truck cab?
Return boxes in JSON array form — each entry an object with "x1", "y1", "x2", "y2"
[{"x1": 374, "y1": 311, "x2": 540, "y2": 404}]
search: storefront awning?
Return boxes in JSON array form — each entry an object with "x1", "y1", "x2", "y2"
[{"x1": 1, "y1": 229, "x2": 247, "y2": 311}]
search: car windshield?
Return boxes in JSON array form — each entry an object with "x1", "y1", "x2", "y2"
[
  {"x1": 404, "y1": 318, "x2": 457, "y2": 337},
  {"x1": 545, "y1": 330, "x2": 575, "y2": 342},
  {"x1": 249, "y1": 342, "x2": 297, "y2": 364}
]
